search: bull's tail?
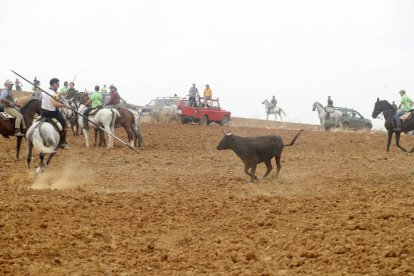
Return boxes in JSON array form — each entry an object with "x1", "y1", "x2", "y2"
[{"x1": 284, "y1": 129, "x2": 304, "y2": 147}]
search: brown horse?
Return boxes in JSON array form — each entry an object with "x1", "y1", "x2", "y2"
[
  {"x1": 0, "y1": 99, "x2": 42, "y2": 160},
  {"x1": 77, "y1": 92, "x2": 142, "y2": 147}
]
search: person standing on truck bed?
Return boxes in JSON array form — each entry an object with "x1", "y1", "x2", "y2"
[{"x1": 189, "y1": 83, "x2": 199, "y2": 107}]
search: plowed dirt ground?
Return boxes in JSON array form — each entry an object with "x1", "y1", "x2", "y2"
[{"x1": 1, "y1": 118, "x2": 414, "y2": 275}]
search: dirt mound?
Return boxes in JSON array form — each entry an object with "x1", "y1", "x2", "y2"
[{"x1": 1, "y1": 118, "x2": 413, "y2": 274}]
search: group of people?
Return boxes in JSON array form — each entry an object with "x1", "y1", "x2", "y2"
[
  {"x1": 0, "y1": 77, "x2": 123, "y2": 150},
  {"x1": 188, "y1": 83, "x2": 213, "y2": 107}
]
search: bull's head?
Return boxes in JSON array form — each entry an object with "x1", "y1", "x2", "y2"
[{"x1": 217, "y1": 129, "x2": 233, "y2": 150}]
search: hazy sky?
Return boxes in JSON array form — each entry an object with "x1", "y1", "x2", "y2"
[{"x1": 1, "y1": 0, "x2": 413, "y2": 128}]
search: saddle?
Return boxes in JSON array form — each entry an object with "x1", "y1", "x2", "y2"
[
  {"x1": 88, "y1": 107, "x2": 102, "y2": 116},
  {"x1": 35, "y1": 116, "x2": 63, "y2": 132},
  {"x1": 401, "y1": 111, "x2": 413, "y2": 122},
  {"x1": 0, "y1": 112, "x2": 14, "y2": 120}
]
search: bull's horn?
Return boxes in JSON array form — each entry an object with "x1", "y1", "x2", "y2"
[{"x1": 222, "y1": 128, "x2": 227, "y2": 134}]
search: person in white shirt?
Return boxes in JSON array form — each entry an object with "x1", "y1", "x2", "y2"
[{"x1": 40, "y1": 78, "x2": 71, "y2": 149}]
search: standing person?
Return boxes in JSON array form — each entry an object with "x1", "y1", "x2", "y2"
[
  {"x1": 100, "y1": 84, "x2": 108, "y2": 93},
  {"x1": 59, "y1": 81, "x2": 69, "y2": 96},
  {"x1": 204, "y1": 84, "x2": 212, "y2": 106},
  {"x1": 40, "y1": 78, "x2": 71, "y2": 149},
  {"x1": 15, "y1": 78, "x2": 22, "y2": 91},
  {"x1": 188, "y1": 83, "x2": 199, "y2": 107},
  {"x1": 32, "y1": 78, "x2": 42, "y2": 99},
  {"x1": 394, "y1": 89, "x2": 413, "y2": 132},
  {"x1": 82, "y1": 85, "x2": 103, "y2": 130},
  {"x1": 0, "y1": 80, "x2": 25, "y2": 136},
  {"x1": 104, "y1": 85, "x2": 121, "y2": 109}
]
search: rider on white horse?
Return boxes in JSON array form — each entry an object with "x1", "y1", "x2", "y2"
[{"x1": 268, "y1": 95, "x2": 277, "y2": 113}]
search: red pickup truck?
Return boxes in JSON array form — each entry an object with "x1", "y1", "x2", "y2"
[{"x1": 178, "y1": 97, "x2": 231, "y2": 126}]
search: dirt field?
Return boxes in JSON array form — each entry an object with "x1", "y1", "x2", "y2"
[{"x1": 1, "y1": 118, "x2": 414, "y2": 275}]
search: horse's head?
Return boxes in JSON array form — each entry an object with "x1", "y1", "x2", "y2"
[
  {"x1": 312, "y1": 102, "x2": 317, "y2": 111},
  {"x1": 372, "y1": 98, "x2": 392, "y2": 119},
  {"x1": 262, "y1": 99, "x2": 268, "y2": 105}
]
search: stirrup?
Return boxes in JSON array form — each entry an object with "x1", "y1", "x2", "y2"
[{"x1": 15, "y1": 132, "x2": 24, "y2": 137}]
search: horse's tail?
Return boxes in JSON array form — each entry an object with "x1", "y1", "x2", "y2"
[
  {"x1": 280, "y1": 108, "x2": 287, "y2": 117},
  {"x1": 32, "y1": 124, "x2": 56, "y2": 154},
  {"x1": 284, "y1": 130, "x2": 304, "y2": 147}
]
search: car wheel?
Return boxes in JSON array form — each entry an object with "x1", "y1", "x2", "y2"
[
  {"x1": 221, "y1": 116, "x2": 229, "y2": 126},
  {"x1": 200, "y1": 115, "x2": 209, "y2": 126},
  {"x1": 342, "y1": 122, "x2": 349, "y2": 129},
  {"x1": 365, "y1": 123, "x2": 372, "y2": 130}
]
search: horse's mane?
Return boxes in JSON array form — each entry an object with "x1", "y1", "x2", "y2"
[
  {"x1": 379, "y1": 99, "x2": 393, "y2": 108},
  {"x1": 20, "y1": 98, "x2": 40, "y2": 112}
]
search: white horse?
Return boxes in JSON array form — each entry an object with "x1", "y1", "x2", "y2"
[
  {"x1": 262, "y1": 99, "x2": 286, "y2": 121},
  {"x1": 77, "y1": 104, "x2": 121, "y2": 149},
  {"x1": 26, "y1": 121, "x2": 60, "y2": 175},
  {"x1": 312, "y1": 101, "x2": 342, "y2": 129}
]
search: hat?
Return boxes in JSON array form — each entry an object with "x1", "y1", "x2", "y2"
[
  {"x1": 109, "y1": 84, "x2": 115, "y2": 88},
  {"x1": 4, "y1": 79, "x2": 13, "y2": 85},
  {"x1": 399, "y1": 89, "x2": 405, "y2": 94}
]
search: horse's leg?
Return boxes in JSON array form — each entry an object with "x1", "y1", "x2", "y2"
[
  {"x1": 124, "y1": 126, "x2": 134, "y2": 147},
  {"x1": 395, "y1": 132, "x2": 407, "y2": 152},
  {"x1": 94, "y1": 128, "x2": 99, "y2": 146},
  {"x1": 82, "y1": 128, "x2": 90, "y2": 147},
  {"x1": 46, "y1": 152, "x2": 57, "y2": 166},
  {"x1": 104, "y1": 124, "x2": 113, "y2": 149},
  {"x1": 36, "y1": 153, "x2": 46, "y2": 175},
  {"x1": 386, "y1": 131, "x2": 393, "y2": 152},
  {"x1": 100, "y1": 129, "x2": 107, "y2": 147},
  {"x1": 16, "y1": 136, "x2": 23, "y2": 160},
  {"x1": 27, "y1": 141, "x2": 33, "y2": 169}
]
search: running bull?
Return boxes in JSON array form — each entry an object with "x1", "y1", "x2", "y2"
[{"x1": 217, "y1": 129, "x2": 304, "y2": 183}]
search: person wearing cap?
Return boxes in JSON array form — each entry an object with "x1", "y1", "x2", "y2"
[
  {"x1": 0, "y1": 80, "x2": 25, "y2": 136},
  {"x1": 104, "y1": 85, "x2": 121, "y2": 108},
  {"x1": 40, "y1": 78, "x2": 71, "y2": 149},
  {"x1": 204, "y1": 84, "x2": 212, "y2": 106},
  {"x1": 59, "y1": 81, "x2": 69, "y2": 96},
  {"x1": 394, "y1": 89, "x2": 413, "y2": 132},
  {"x1": 82, "y1": 85, "x2": 103, "y2": 130}
]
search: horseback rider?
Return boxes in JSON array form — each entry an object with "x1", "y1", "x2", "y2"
[
  {"x1": 83, "y1": 85, "x2": 103, "y2": 130},
  {"x1": 0, "y1": 79, "x2": 26, "y2": 136},
  {"x1": 268, "y1": 95, "x2": 277, "y2": 113},
  {"x1": 59, "y1": 81, "x2": 69, "y2": 96},
  {"x1": 394, "y1": 89, "x2": 413, "y2": 132},
  {"x1": 40, "y1": 78, "x2": 71, "y2": 149},
  {"x1": 104, "y1": 85, "x2": 120, "y2": 109},
  {"x1": 189, "y1": 83, "x2": 199, "y2": 107},
  {"x1": 15, "y1": 78, "x2": 22, "y2": 91}
]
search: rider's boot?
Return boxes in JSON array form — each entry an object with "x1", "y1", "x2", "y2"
[
  {"x1": 15, "y1": 128, "x2": 24, "y2": 137},
  {"x1": 59, "y1": 130, "x2": 70, "y2": 150}
]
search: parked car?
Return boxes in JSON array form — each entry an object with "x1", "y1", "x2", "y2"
[
  {"x1": 331, "y1": 107, "x2": 372, "y2": 130},
  {"x1": 178, "y1": 97, "x2": 231, "y2": 126},
  {"x1": 139, "y1": 97, "x2": 182, "y2": 121}
]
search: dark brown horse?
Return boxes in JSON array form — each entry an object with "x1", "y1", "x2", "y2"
[{"x1": 0, "y1": 99, "x2": 42, "y2": 159}]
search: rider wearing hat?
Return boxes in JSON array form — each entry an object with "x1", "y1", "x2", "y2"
[
  {"x1": 104, "y1": 84, "x2": 121, "y2": 108},
  {"x1": 394, "y1": 89, "x2": 413, "y2": 132},
  {"x1": 83, "y1": 85, "x2": 103, "y2": 130},
  {"x1": 0, "y1": 79, "x2": 25, "y2": 136}
]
